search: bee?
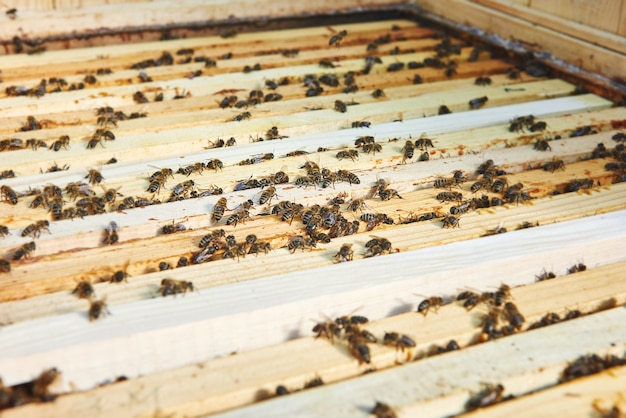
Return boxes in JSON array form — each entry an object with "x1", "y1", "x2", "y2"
[
  {"x1": 567, "y1": 263, "x2": 587, "y2": 274},
  {"x1": 417, "y1": 296, "x2": 443, "y2": 316},
  {"x1": 133, "y1": 91, "x2": 148, "y2": 104},
  {"x1": 44, "y1": 162, "x2": 70, "y2": 173},
  {"x1": 529, "y1": 121, "x2": 547, "y2": 132},
  {"x1": 364, "y1": 237, "x2": 392, "y2": 257},
  {"x1": 13, "y1": 241, "x2": 36, "y2": 260},
  {"x1": 441, "y1": 214, "x2": 461, "y2": 228},
  {"x1": 1, "y1": 185, "x2": 19, "y2": 205},
  {"x1": 465, "y1": 383, "x2": 505, "y2": 411},
  {"x1": 26, "y1": 138, "x2": 48, "y2": 150},
  {"x1": 503, "y1": 301, "x2": 525, "y2": 330},
  {"x1": 387, "y1": 62, "x2": 405, "y2": 72},
  {"x1": 0, "y1": 259, "x2": 10, "y2": 273},
  {"x1": 347, "y1": 336, "x2": 371, "y2": 364},
  {"x1": 334, "y1": 243, "x2": 354, "y2": 263},
  {"x1": 476, "y1": 159, "x2": 495, "y2": 175},
  {"x1": 259, "y1": 186, "x2": 277, "y2": 205},
  {"x1": 0, "y1": 225, "x2": 9, "y2": 237},
  {"x1": 158, "y1": 278, "x2": 194, "y2": 297},
  {"x1": 159, "y1": 261, "x2": 172, "y2": 271},
  {"x1": 109, "y1": 262, "x2": 130, "y2": 283},
  {"x1": 72, "y1": 280, "x2": 94, "y2": 299},
  {"x1": 329, "y1": 29, "x2": 347, "y2": 47},
  {"x1": 205, "y1": 159, "x2": 223, "y2": 171},
  {"x1": 312, "y1": 321, "x2": 341, "y2": 342},
  {"x1": 226, "y1": 206, "x2": 251, "y2": 227},
  {"x1": 336, "y1": 149, "x2": 359, "y2": 161},
  {"x1": 433, "y1": 177, "x2": 454, "y2": 189},
  {"x1": 85, "y1": 168, "x2": 104, "y2": 185},
  {"x1": 334, "y1": 100, "x2": 347, "y2": 113},
  {"x1": 457, "y1": 291, "x2": 481, "y2": 310},
  {"x1": 177, "y1": 162, "x2": 204, "y2": 177},
  {"x1": 378, "y1": 187, "x2": 402, "y2": 201},
  {"x1": 88, "y1": 298, "x2": 110, "y2": 321},
  {"x1": 220, "y1": 96, "x2": 238, "y2": 108},
  {"x1": 475, "y1": 76, "x2": 492, "y2": 86},
  {"x1": 469, "y1": 96, "x2": 488, "y2": 109},
  {"x1": 170, "y1": 180, "x2": 195, "y2": 199},
  {"x1": 372, "y1": 89, "x2": 385, "y2": 99},
  {"x1": 436, "y1": 191, "x2": 463, "y2": 202},
  {"x1": 212, "y1": 197, "x2": 228, "y2": 222},
  {"x1": 233, "y1": 111, "x2": 251, "y2": 122},
  {"x1": 491, "y1": 177, "x2": 508, "y2": 193},
  {"x1": 21, "y1": 220, "x2": 50, "y2": 239},
  {"x1": 542, "y1": 157, "x2": 565, "y2": 172},
  {"x1": 383, "y1": 332, "x2": 416, "y2": 352},
  {"x1": 288, "y1": 235, "x2": 315, "y2": 253},
  {"x1": 352, "y1": 121, "x2": 371, "y2": 128},
  {"x1": 362, "y1": 142, "x2": 382, "y2": 155},
  {"x1": 532, "y1": 138, "x2": 552, "y2": 151},
  {"x1": 355, "y1": 136, "x2": 375, "y2": 147},
  {"x1": 159, "y1": 221, "x2": 187, "y2": 235},
  {"x1": 415, "y1": 135, "x2": 435, "y2": 150}
]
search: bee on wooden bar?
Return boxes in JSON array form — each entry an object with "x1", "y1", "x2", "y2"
[
  {"x1": 352, "y1": 121, "x2": 371, "y2": 128},
  {"x1": 44, "y1": 162, "x2": 70, "y2": 173},
  {"x1": 0, "y1": 186, "x2": 18, "y2": 205},
  {"x1": 109, "y1": 261, "x2": 131, "y2": 283},
  {"x1": 233, "y1": 111, "x2": 251, "y2": 122},
  {"x1": 336, "y1": 149, "x2": 359, "y2": 161},
  {"x1": 85, "y1": 168, "x2": 104, "y2": 185},
  {"x1": 159, "y1": 221, "x2": 187, "y2": 235},
  {"x1": 383, "y1": 332, "x2": 416, "y2": 352},
  {"x1": 371, "y1": 402, "x2": 397, "y2": 418},
  {"x1": 21, "y1": 220, "x2": 50, "y2": 239},
  {"x1": 347, "y1": 335, "x2": 372, "y2": 364},
  {"x1": 170, "y1": 180, "x2": 195, "y2": 199},
  {"x1": 133, "y1": 91, "x2": 148, "y2": 104},
  {"x1": 436, "y1": 191, "x2": 463, "y2": 203},
  {"x1": 372, "y1": 89, "x2": 385, "y2": 99},
  {"x1": 0, "y1": 225, "x2": 9, "y2": 237},
  {"x1": 259, "y1": 186, "x2": 277, "y2": 205},
  {"x1": 337, "y1": 169, "x2": 360, "y2": 185},
  {"x1": 334, "y1": 244, "x2": 354, "y2": 263},
  {"x1": 88, "y1": 298, "x2": 110, "y2": 321},
  {"x1": 417, "y1": 296, "x2": 443, "y2": 316},
  {"x1": 441, "y1": 214, "x2": 461, "y2": 228},
  {"x1": 49, "y1": 135, "x2": 70, "y2": 152},
  {"x1": 529, "y1": 121, "x2": 547, "y2": 132},
  {"x1": 334, "y1": 100, "x2": 347, "y2": 113},
  {"x1": 542, "y1": 157, "x2": 565, "y2": 172},
  {"x1": 533, "y1": 138, "x2": 551, "y2": 151},
  {"x1": 25, "y1": 138, "x2": 47, "y2": 150},
  {"x1": 469, "y1": 96, "x2": 488, "y2": 109},
  {"x1": 13, "y1": 241, "x2": 36, "y2": 260},
  {"x1": 465, "y1": 383, "x2": 505, "y2": 411},
  {"x1": 312, "y1": 320, "x2": 341, "y2": 342},
  {"x1": 0, "y1": 259, "x2": 10, "y2": 273},
  {"x1": 288, "y1": 235, "x2": 316, "y2": 253},
  {"x1": 205, "y1": 159, "x2": 223, "y2": 172},
  {"x1": 158, "y1": 278, "x2": 194, "y2": 297},
  {"x1": 72, "y1": 280, "x2": 94, "y2": 299},
  {"x1": 475, "y1": 76, "x2": 492, "y2": 86},
  {"x1": 503, "y1": 301, "x2": 525, "y2": 330},
  {"x1": 567, "y1": 262, "x2": 587, "y2": 274},
  {"x1": 329, "y1": 29, "x2": 347, "y2": 47}
]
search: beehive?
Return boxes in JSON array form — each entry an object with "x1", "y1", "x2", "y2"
[{"x1": 0, "y1": 1, "x2": 625, "y2": 417}]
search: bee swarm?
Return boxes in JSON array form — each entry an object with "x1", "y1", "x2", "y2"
[{"x1": 0, "y1": 4, "x2": 625, "y2": 418}]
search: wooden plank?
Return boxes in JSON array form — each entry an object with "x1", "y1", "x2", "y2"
[
  {"x1": 527, "y1": 0, "x2": 621, "y2": 34},
  {"x1": 416, "y1": 0, "x2": 626, "y2": 82},
  {"x1": 0, "y1": 0, "x2": 408, "y2": 40},
  {"x1": 620, "y1": 0, "x2": 626, "y2": 37},
  {"x1": 474, "y1": 0, "x2": 626, "y2": 55},
  {"x1": 0, "y1": 209, "x2": 624, "y2": 391},
  {"x1": 2, "y1": 262, "x2": 626, "y2": 418}
]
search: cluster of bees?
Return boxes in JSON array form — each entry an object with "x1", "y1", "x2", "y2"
[
  {"x1": 313, "y1": 314, "x2": 416, "y2": 365},
  {"x1": 191, "y1": 230, "x2": 272, "y2": 264},
  {"x1": 560, "y1": 353, "x2": 626, "y2": 383}
]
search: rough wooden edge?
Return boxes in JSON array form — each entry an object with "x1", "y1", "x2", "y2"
[
  {"x1": 414, "y1": 0, "x2": 626, "y2": 85},
  {"x1": 474, "y1": 0, "x2": 626, "y2": 55}
]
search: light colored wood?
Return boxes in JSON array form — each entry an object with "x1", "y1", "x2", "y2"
[
  {"x1": 0, "y1": 209, "x2": 624, "y2": 391},
  {"x1": 460, "y1": 365, "x2": 626, "y2": 417},
  {"x1": 528, "y1": 0, "x2": 622, "y2": 34},
  {"x1": 213, "y1": 307, "x2": 626, "y2": 418},
  {"x1": 2, "y1": 263, "x2": 626, "y2": 418},
  {"x1": 0, "y1": 1, "x2": 410, "y2": 40},
  {"x1": 417, "y1": 0, "x2": 626, "y2": 81},
  {"x1": 474, "y1": 0, "x2": 626, "y2": 55},
  {"x1": 620, "y1": 0, "x2": 626, "y2": 37}
]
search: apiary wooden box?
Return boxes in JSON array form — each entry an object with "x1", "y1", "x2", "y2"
[{"x1": 0, "y1": 1, "x2": 625, "y2": 417}]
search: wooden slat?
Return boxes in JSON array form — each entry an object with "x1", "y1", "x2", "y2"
[
  {"x1": 526, "y1": 0, "x2": 622, "y2": 34},
  {"x1": 2, "y1": 261, "x2": 626, "y2": 418},
  {"x1": 417, "y1": 0, "x2": 626, "y2": 82},
  {"x1": 474, "y1": 0, "x2": 626, "y2": 55}
]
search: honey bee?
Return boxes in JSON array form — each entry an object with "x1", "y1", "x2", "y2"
[
  {"x1": 433, "y1": 177, "x2": 454, "y2": 189},
  {"x1": 383, "y1": 333, "x2": 416, "y2": 354},
  {"x1": 503, "y1": 301, "x2": 525, "y2": 330},
  {"x1": 85, "y1": 168, "x2": 104, "y2": 185},
  {"x1": 436, "y1": 191, "x2": 463, "y2": 202},
  {"x1": 288, "y1": 235, "x2": 316, "y2": 253},
  {"x1": 31, "y1": 367, "x2": 61, "y2": 401},
  {"x1": 334, "y1": 243, "x2": 354, "y2": 263},
  {"x1": 21, "y1": 220, "x2": 50, "y2": 239},
  {"x1": 50, "y1": 135, "x2": 70, "y2": 152},
  {"x1": 0, "y1": 259, "x2": 10, "y2": 273},
  {"x1": 567, "y1": 262, "x2": 587, "y2": 274},
  {"x1": 401, "y1": 140, "x2": 415, "y2": 162},
  {"x1": 529, "y1": 121, "x2": 547, "y2": 132},
  {"x1": 329, "y1": 29, "x2": 347, "y2": 47},
  {"x1": 26, "y1": 138, "x2": 48, "y2": 150},
  {"x1": 465, "y1": 383, "x2": 505, "y2": 411},
  {"x1": 158, "y1": 278, "x2": 195, "y2": 297},
  {"x1": 0, "y1": 185, "x2": 19, "y2": 205},
  {"x1": 233, "y1": 111, "x2": 251, "y2": 122},
  {"x1": 347, "y1": 198, "x2": 366, "y2": 212},
  {"x1": 312, "y1": 320, "x2": 341, "y2": 342},
  {"x1": 13, "y1": 241, "x2": 36, "y2": 260},
  {"x1": 109, "y1": 262, "x2": 130, "y2": 283},
  {"x1": 417, "y1": 296, "x2": 443, "y2": 316},
  {"x1": 475, "y1": 76, "x2": 492, "y2": 86},
  {"x1": 205, "y1": 159, "x2": 223, "y2": 171},
  {"x1": 336, "y1": 149, "x2": 359, "y2": 161},
  {"x1": 258, "y1": 186, "x2": 277, "y2": 205},
  {"x1": 133, "y1": 91, "x2": 148, "y2": 104},
  {"x1": 362, "y1": 142, "x2": 382, "y2": 155},
  {"x1": 469, "y1": 96, "x2": 488, "y2": 109},
  {"x1": 0, "y1": 225, "x2": 9, "y2": 237},
  {"x1": 441, "y1": 214, "x2": 460, "y2": 228},
  {"x1": 72, "y1": 280, "x2": 95, "y2": 299},
  {"x1": 370, "y1": 402, "x2": 397, "y2": 418},
  {"x1": 347, "y1": 335, "x2": 371, "y2": 364},
  {"x1": 212, "y1": 197, "x2": 229, "y2": 222},
  {"x1": 542, "y1": 157, "x2": 565, "y2": 172},
  {"x1": 88, "y1": 298, "x2": 110, "y2": 321},
  {"x1": 415, "y1": 135, "x2": 435, "y2": 150},
  {"x1": 170, "y1": 180, "x2": 195, "y2": 199},
  {"x1": 334, "y1": 100, "x2": 347, "y2": 113}
]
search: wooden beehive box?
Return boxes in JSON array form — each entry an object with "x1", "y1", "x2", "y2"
[{"x1": 0, "y1": 1, "x2": 625, "y2": 417}]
